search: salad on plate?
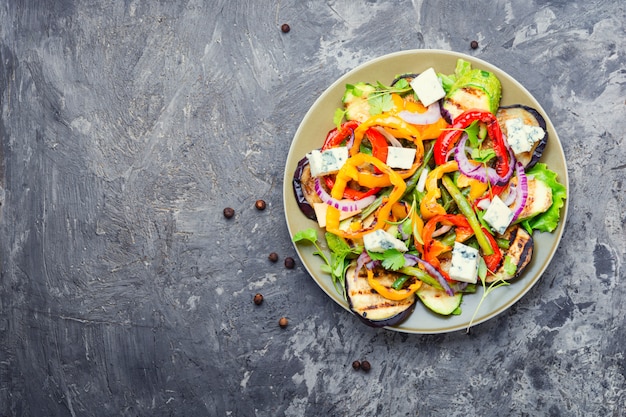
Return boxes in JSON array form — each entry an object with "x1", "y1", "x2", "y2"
[{"x1": 291, "y1": 58, "x2": 567, "y2": 329}]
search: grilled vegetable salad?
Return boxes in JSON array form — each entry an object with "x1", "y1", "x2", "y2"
[{"x1": 292, "y1": 59, "x2": 566, "y2": 328}]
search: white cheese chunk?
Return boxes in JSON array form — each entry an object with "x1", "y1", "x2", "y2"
[
  {"x1": 449, "y1": 241, "x2": 479, "y2": 284},
  {"x1": 312, "y1": 203, "x2": 360, "y2": 228},
  {"x1": 505, "y1": 118, "x2": 545, "y2": 154},
  {"x1": 386, "y1": 147, "x2": 416, "y2": 170},
  {"x1": 363, "y1": 229, "x2": 408, "y2": 253},
  {"x1": 409, "y1": 67, "x2": 446, "y2": 107},
  {"x1": 483, "y1": 195, "x2": 515, "y2": 235},
  {"x1": 307, "y1": 147, "x2": 349, "y2": 177}
]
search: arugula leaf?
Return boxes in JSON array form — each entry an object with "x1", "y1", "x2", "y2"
[{"x1": 325, "y1": 232, "x2": 361, "y2": 292}]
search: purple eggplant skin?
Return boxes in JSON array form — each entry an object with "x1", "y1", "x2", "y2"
[
  {"x1": 496, "y1": 105, "x2": 548, "y2": 170},
  {"x1": 391, "y1": 73, "x2": 419, "y2": 86},
  {"x1": 292, "y1": 156, "x2": 318, "y2": 220},
  {"x1": 344, "y1": 265, "x2": 417, "y2": 328}
]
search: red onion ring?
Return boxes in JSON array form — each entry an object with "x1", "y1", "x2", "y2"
[
  {"x1": 404, "y1": 254, "x2": 454, "y2": 296},
  {"x1": 454, "y1": 133, "x2": 514, "y2": 185},
  {"x1": 373, "y1": 126, "x2": 402, "y2": 147},
  {"x1": 398, "y1": 101, "x2": 442, "y2": 125},
  {"x1": 431, "y1": 224, "x2": 452, "y2": 238},
  {"x1": 314, "y1": 177, "x2": 376, "y2": 212},
  {"x1": 510, "y1": 162, "x2": 528, "y2": 222}
]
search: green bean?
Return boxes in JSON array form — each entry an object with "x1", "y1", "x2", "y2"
[{"x1": 441, "y1": 175, "x2": 493, "y2": 255}]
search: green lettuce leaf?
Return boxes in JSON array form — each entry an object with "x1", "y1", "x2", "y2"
[{"x1": 522, "y1": 163, "x2": 567, "y2": 233}]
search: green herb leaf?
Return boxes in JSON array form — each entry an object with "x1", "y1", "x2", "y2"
[
  {"x1": 465, "y1": 120, "x2": 481, "y2": 148},
  {"x1": 333, "y1": 108, "x2": 347, "y2": 129},
  {"x1": 292, "y1": 228, "x2": 318, "y2": 244},
  {"x1": 367, "y1": 249, "x2": 406, "y2": 271},
  {"x1": 368, "y1": 93, "x2": 393, "y2": 115},
  {"x1": 471, "y1": 148, "x2": 496, "y2": 163}
]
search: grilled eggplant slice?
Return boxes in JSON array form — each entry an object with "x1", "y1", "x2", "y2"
[
  {"x1": 485, "y1": 225, "x2": 534, "y2": 283},
  {"x1": 292, "y1": 156, "x2": 322, "y2": 220},
  {"x1": 345, "y1": 264, "x2": 417, "y2": 327},
  {"x1": 496, "y1": 105, "x2": 548, "y2": 169}
]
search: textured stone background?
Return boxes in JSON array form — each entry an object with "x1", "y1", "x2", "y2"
[{"x1": 1, "y1": 1, "x2": 624, "y2": 416}]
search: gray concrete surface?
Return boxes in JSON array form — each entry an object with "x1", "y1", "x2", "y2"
[{"x1": 1, "y1": 0, "x2": 624, "y2": 416}]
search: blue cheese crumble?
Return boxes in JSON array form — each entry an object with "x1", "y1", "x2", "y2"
[
  {"x1": 483, "y1": 195, "x2": 515, "y2": 235},
  {"x1": 449, "y1": 241, "x2": 479, "y2": 284},
  {"x1": 307, "y1": 147, "x2": 349, "y2": 177},
  {"x1": 505, "y1": 117, "x2": 545, "y2": 154},
  {"x1": 363, "y1": 229, "x2": 408, "y2": 253}
]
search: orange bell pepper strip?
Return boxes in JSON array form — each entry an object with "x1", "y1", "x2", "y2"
[
  {"x1": 457, "y1": 174, "x2": 489, "y2": 203},
  {"x1": 325, "y1": 153, "x2": 406, "y2": 239},
  {"x1": 366, "y1": 269, "x2": 422, "y2": 301},
  {"x1": 419, "y1": 161, "x2": 459, "y2": 220}
]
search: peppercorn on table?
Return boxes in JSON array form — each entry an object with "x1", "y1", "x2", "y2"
[{"x1": 1, "y1": 1, "x2": 624, "y2": 416}]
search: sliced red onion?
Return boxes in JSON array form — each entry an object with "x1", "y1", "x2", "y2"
[
  {"x1": 373, "y1": 126, "x2": 402, "y2": 147},
  {"x1": 500, "y1": 182, "x2": 517, "y2": 206},
  {"x1": 454, "y1": 133, "x2": 514, "y2": 185},
  {"x1": 476, "y1": 199, "x2": 491, "y2": 210},
  {"x1": 404, "y1": 254, "x2": 454, "y2": 296},
  {"x1": 398, "y1": 101, "x2": 442, "y2": 125},
  {"x1": 431, "y1": 224, "x2": 452, "y2": 238},
  {"x1": 355, "y1": 251, "x2": 372, "y2": 282},
  {"x1": 314, "y1": 177, "x2": 376, "y2": 212},
  {"x1": 345, "y1": 128, "x2": 355, "y2": 150},
  {"x1": 510, "y1": 162, "x2": 528, "y2": 222},
  {"x1": 415, "y1": 166, "x2": 429, "y2": 193}
]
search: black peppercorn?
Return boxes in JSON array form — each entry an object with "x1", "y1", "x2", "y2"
[
  {"x1": 352, "y1": 360, "x2": 361, "y2": 370},
  {"x1": 223, "y1": 207, "x2": 235, "y2": 219},
  {"x1": 279, "y1": 317, "x2": 289, "y2": 328},
  {"x1": 253, "y1": 293, "x2": 263, "y2": 305},
  {"x1": 255, "y1": 199, "x2": 266, "y2": 210},
  {"x1": 470, "y1": 40, "x2": 479, "y2": 49},
  {"x1": 284, "y1": 257, "x2": 295, "y2": 269},
  {"x1": 361, "y1": 360, "x2": 371, "y2": 372},
  {"x1": 268, "y1": 252, "x2": 279, "y2": 262},
  {"x1": 281, "y1": 23, "x2": 290, "y2": 33}
]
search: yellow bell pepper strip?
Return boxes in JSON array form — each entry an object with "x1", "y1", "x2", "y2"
[
  {"x1": 441, "y1": 175, "x2": 493, "y2": 255},
  {"x1": 356, "y1": 157, "x2": 421, "y2": 189},
  {"x1": 391, "y1": 94, "x2": 450, "y2": 140},
  {"x1": 457, "y1": 174, "x2": 489, "y2": 202},
  {"x1": 350, "y1": 114, "x2": 424, "y2": 160},
  {"x1": 367, "y1": 269, "x2": 422, "y2": 301},
  {"x1": 419, "y1": 161, "x2": 459, "y2": 220},
  {"x1": 326, "y1": 153, "x2": 406, "y2": 239}
]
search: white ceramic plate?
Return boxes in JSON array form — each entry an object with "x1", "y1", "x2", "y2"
[{"x1": 283, "y1": 49, "x2": 569, "y2": 334}]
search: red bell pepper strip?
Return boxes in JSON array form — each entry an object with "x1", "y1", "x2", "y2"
[
  {"x1": 323, "y1": 126, "x2": 389, "y2": 200},
  {"x1": 481, "y1": 227, "x2": 503, "y2": 273},
  {"x1": 421, "y1": 214, "x2": 474, "y2": 280},
  {"x1": 322, "y1": 120, "x2": 360, "y2": 150},
  {"x1": 433, "y1": 109, "x2": 510, "y2": 180}
]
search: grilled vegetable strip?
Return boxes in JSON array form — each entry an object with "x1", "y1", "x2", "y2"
[{"x1": 441, "y1": 175, "x2": 493, "y2": 255}]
